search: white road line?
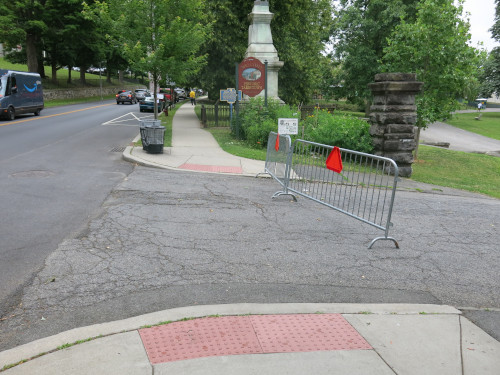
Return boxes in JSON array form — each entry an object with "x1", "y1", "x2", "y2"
[{"x1": 102, "y1": 112, "x2": 155, "y2": 126}]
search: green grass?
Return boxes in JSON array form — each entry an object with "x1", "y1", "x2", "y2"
[
  {"x1": 206, "y1": 127, "x2": 267, "y2": 160},
  {"x1": 196, "y1": 109, "x2": 499, "y2": 199},
  {"x1": 412, "y1": 146, "x2": 500, "y2": 198},
  {"x1": 0, "y1": 58, "x2": 29, "y2": 71},
  {"x1": 0, "y1": 57, "x2": 142, "y2": 89},
  {"x1": 44, "y1": 95, "x2": 117, "y2": 107},
  {"x1": 446, "y1": 112, "x2": 500, "y2": 140}
]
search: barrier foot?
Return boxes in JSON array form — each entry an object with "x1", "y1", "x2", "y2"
[
  {"x1": 255, "y1": 171, "x2": 271, "y2": 178},
  {"x1": 368, "y1": 236, "x2": 399, "y2": 249},
  {"x1": 272, "y1": 191, "x2": 297, "y2": 202}
]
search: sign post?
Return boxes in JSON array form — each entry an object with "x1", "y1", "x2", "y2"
[{"x1": 220, "y1": 88, "x2": 242, "y2": 135}]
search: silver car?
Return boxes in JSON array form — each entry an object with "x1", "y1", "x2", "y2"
[{"x1": 135, "y1": 89, "x2": 150, "y2": 101}]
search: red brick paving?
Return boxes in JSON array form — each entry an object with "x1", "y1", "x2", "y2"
[{"x1": 139, "y1": 314, "x2": 372, "y2": 364}]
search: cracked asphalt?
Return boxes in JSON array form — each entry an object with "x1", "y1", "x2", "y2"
[{"x1": 0, "y1": 166, "x2": 498, "y2": 351}]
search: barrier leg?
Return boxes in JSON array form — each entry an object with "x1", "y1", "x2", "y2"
[
  {"x1": 368, "y1": 236, "x2": 399, "y2": 249},
  {"x1": 272, "y1": 191, "x2": 297, "y2": 202}
]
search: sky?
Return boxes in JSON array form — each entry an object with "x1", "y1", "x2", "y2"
[{"x1": 462, "y1": 0, "x2": 498, "y2": 51}]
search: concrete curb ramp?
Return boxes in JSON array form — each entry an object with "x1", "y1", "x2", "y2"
[{"x1": 1, "y1": 303, "x2": 499, "y2": 374}]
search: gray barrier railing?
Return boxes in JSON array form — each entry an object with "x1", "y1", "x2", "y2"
[{"x1": 262, "y1": 132, "x2": 400, "y2": 249}]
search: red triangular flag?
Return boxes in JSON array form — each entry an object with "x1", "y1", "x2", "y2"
[
  {"x1": 275, "y1": 133, "x2": 280, "y2": 151},
  {"x1": 326, "y1": 146, "x2": 343, "y2": 173}
]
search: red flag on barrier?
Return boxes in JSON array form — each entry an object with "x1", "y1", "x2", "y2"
[
  {"x1": 326, "y1": 146, "x2": 343, "y2": 173},
  {"x1": 275, "y1": 133, "x2": 280, "y2": 151}
]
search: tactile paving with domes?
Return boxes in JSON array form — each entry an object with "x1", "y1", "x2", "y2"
[
  {"x1": 139, "y1": 314, "x2": 372, "y2": 364},
  {"x1": 250, "y1": 314, "x2": 372, "y2": 353}
]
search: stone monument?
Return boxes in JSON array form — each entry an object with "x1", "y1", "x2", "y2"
[
  {"x1": 244, "y1": 0, "x2": 283, "y2": 100},
  {"x1": 369, "y1": 73, "x2": 423, "y2": 177}
]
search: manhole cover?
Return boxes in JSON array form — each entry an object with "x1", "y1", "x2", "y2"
[{"x1": 10, "y1": 170, "x2": 55, "y2": 178}]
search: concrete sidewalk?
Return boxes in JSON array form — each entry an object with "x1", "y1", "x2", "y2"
[
  {"x1": 1, "y1": 303, "x2": 499, "y2": 374},
  {"x1": 123, "y1": 101, "x2": 265, "y2": 176}
]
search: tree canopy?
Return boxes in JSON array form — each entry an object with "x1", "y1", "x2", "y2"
[
  {"x1": 331, "y1": 0, "x2": 419, "y2": 106},
  {"x1": 381, "y1": 0, "x2": 481, "y2": 127},
  {"x1": 480, "y1": 0, "x2": 500, "y2": 97}
]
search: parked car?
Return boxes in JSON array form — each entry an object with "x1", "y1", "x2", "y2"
[
  {"x1": 139, "y1": 96, "x2": 164, "y2": 112},
  {"x1": 159, "y1": 88, "x2": 175, "y2": 104},
  {"x1": 116, "y1": 90, "x2": 137, "y2": 104},
  {"x1": 135, "y1": 89, "x2": 149, "y2": 101},
  {"x1": 174, "y1": 88, "x2": 186, "y2": 100}
]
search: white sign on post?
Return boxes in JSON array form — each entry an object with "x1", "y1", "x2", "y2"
[{"x1": 278, "y1": 118, "x2": 299, "y2": 135}]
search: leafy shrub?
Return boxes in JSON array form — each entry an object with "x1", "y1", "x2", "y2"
[
  {"x1": 237, "y1": 98, "x2": 373, "y2": 153},
  {"x1": 238, "y1": 97, "x2": 299, "y2": 147},
  {"x1": 302, "y1": 108, "x2": 373, "y2": 153}
]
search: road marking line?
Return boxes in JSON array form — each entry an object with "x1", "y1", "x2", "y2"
[
  {"x1": 102, "y1": 112, "x2": 155, "y2": 126},
  {"x1": 0, "y1": 103, "x2": 114, "y2": 126}
]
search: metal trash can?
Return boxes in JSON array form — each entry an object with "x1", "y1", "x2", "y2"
[{"x1": 140, "y1": 119, "x2": 165, "y2": 154}]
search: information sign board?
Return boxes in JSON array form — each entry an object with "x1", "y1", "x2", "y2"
[
  {"x1": 278, "y1": 118, "x2": 299, "y2": 135},
  {"x1": 220, "y1": 88, "x2": 242, "y2": 103}
]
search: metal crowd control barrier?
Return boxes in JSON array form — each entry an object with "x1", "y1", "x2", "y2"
[{"x1": 262, "y1": 132, "x2": 400, "y2": 249}]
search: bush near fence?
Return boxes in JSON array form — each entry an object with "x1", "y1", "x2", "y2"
[{"x1": 198, "y1": 97, "x2": 374, "y2": 154}]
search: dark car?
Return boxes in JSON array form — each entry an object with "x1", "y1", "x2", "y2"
[
  {"x1": 116, "y1": 90, "x2": 137, "y2": 104},
  {"x1": 139, "y1": 96, "x2": 164, "y2": 112}
]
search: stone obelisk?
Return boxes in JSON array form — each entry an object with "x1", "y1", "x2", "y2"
[{"x1": 244, "y1": 1, "x2": 283, "y2": 101}]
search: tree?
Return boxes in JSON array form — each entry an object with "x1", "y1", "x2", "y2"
[
  {"x1": 121, "y1": 0, "x2": 209, "y2": 118},
  {"x1": 382, "y1": 0, "x2": 481, "y2": 127},
  {"x1": 481, "y1": 0, "x2": 500, "y2": 97},
  {"x1": 332, "y1": 0, "x2": 419, "y2": 109},
  {"x1": 478, "y1": 50, "x2": 500, "y2": 98},
  {"x1": 270, "y1": 0, "x2": 333, "y2": 105},
  {"x1": 0, "y1": 0, "x2": 48, "y2": 75},
  {"x1": 83, "y1": 0, "x2": 129, "y2": 84},
  {"x1": 44, "y1": 0, "x2": 99, "y2": 83},
  {"x1": 195, "y1": 0, "x2": 253, "y2": 101},
  {"x1": 381, "y1": 0, "x2": 481, "y2": 158}
]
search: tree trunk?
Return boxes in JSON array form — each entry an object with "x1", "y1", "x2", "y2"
[
  {"x1": 414, "y1": 126, "x2": 421, "y2": 160},
  {"x1": 153, "y1": 80, "x2": 158, "y2": 119},
  {"x1": 37, "y1": 55, "x2": 45, "y2": 78},
  {"x1": 25, "y1": 33, "x2": 38, "y2": 73},
  {"x1": 67, "y1": 68, "x2": 72, "y2": 84},
  {"x1": 364, "y1": 99, "x2": 371, "y2": 117},
  {"x1": 80, "y1": 68, "x2": 87, "y2": 85},
  {"x1": 51, "y1": 64, "x2": 58, "y2": 84}
]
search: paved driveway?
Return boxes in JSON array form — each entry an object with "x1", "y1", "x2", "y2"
[{"x1": 420, "y1": 109, "x2": 500, "y2": 155}]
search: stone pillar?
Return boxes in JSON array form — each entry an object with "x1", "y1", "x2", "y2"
[
  {"x1": 244, "y1": 1, "x2": 284, "y2": 101},
  {"x1": 368, "y1": 73, "x2": 423, "y2": 177}
]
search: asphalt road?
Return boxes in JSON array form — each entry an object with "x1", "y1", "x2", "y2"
[
  {"x1": 0, "y1": 166, "x2": 498, "y2": 351},
  {"x1": 0, "y1": 100, "x2": 148, "y2": 320}
]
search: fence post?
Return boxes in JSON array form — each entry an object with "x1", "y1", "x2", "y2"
[
  {"x1": 215, "y1": 101, "x2": 219, "y2": 127},
  {"x1": 368, "y1": 73, "x2": 423, "y2": 177},
  {"x1": 201, "y1": 105, "x2": 207, "y2": 128}
]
